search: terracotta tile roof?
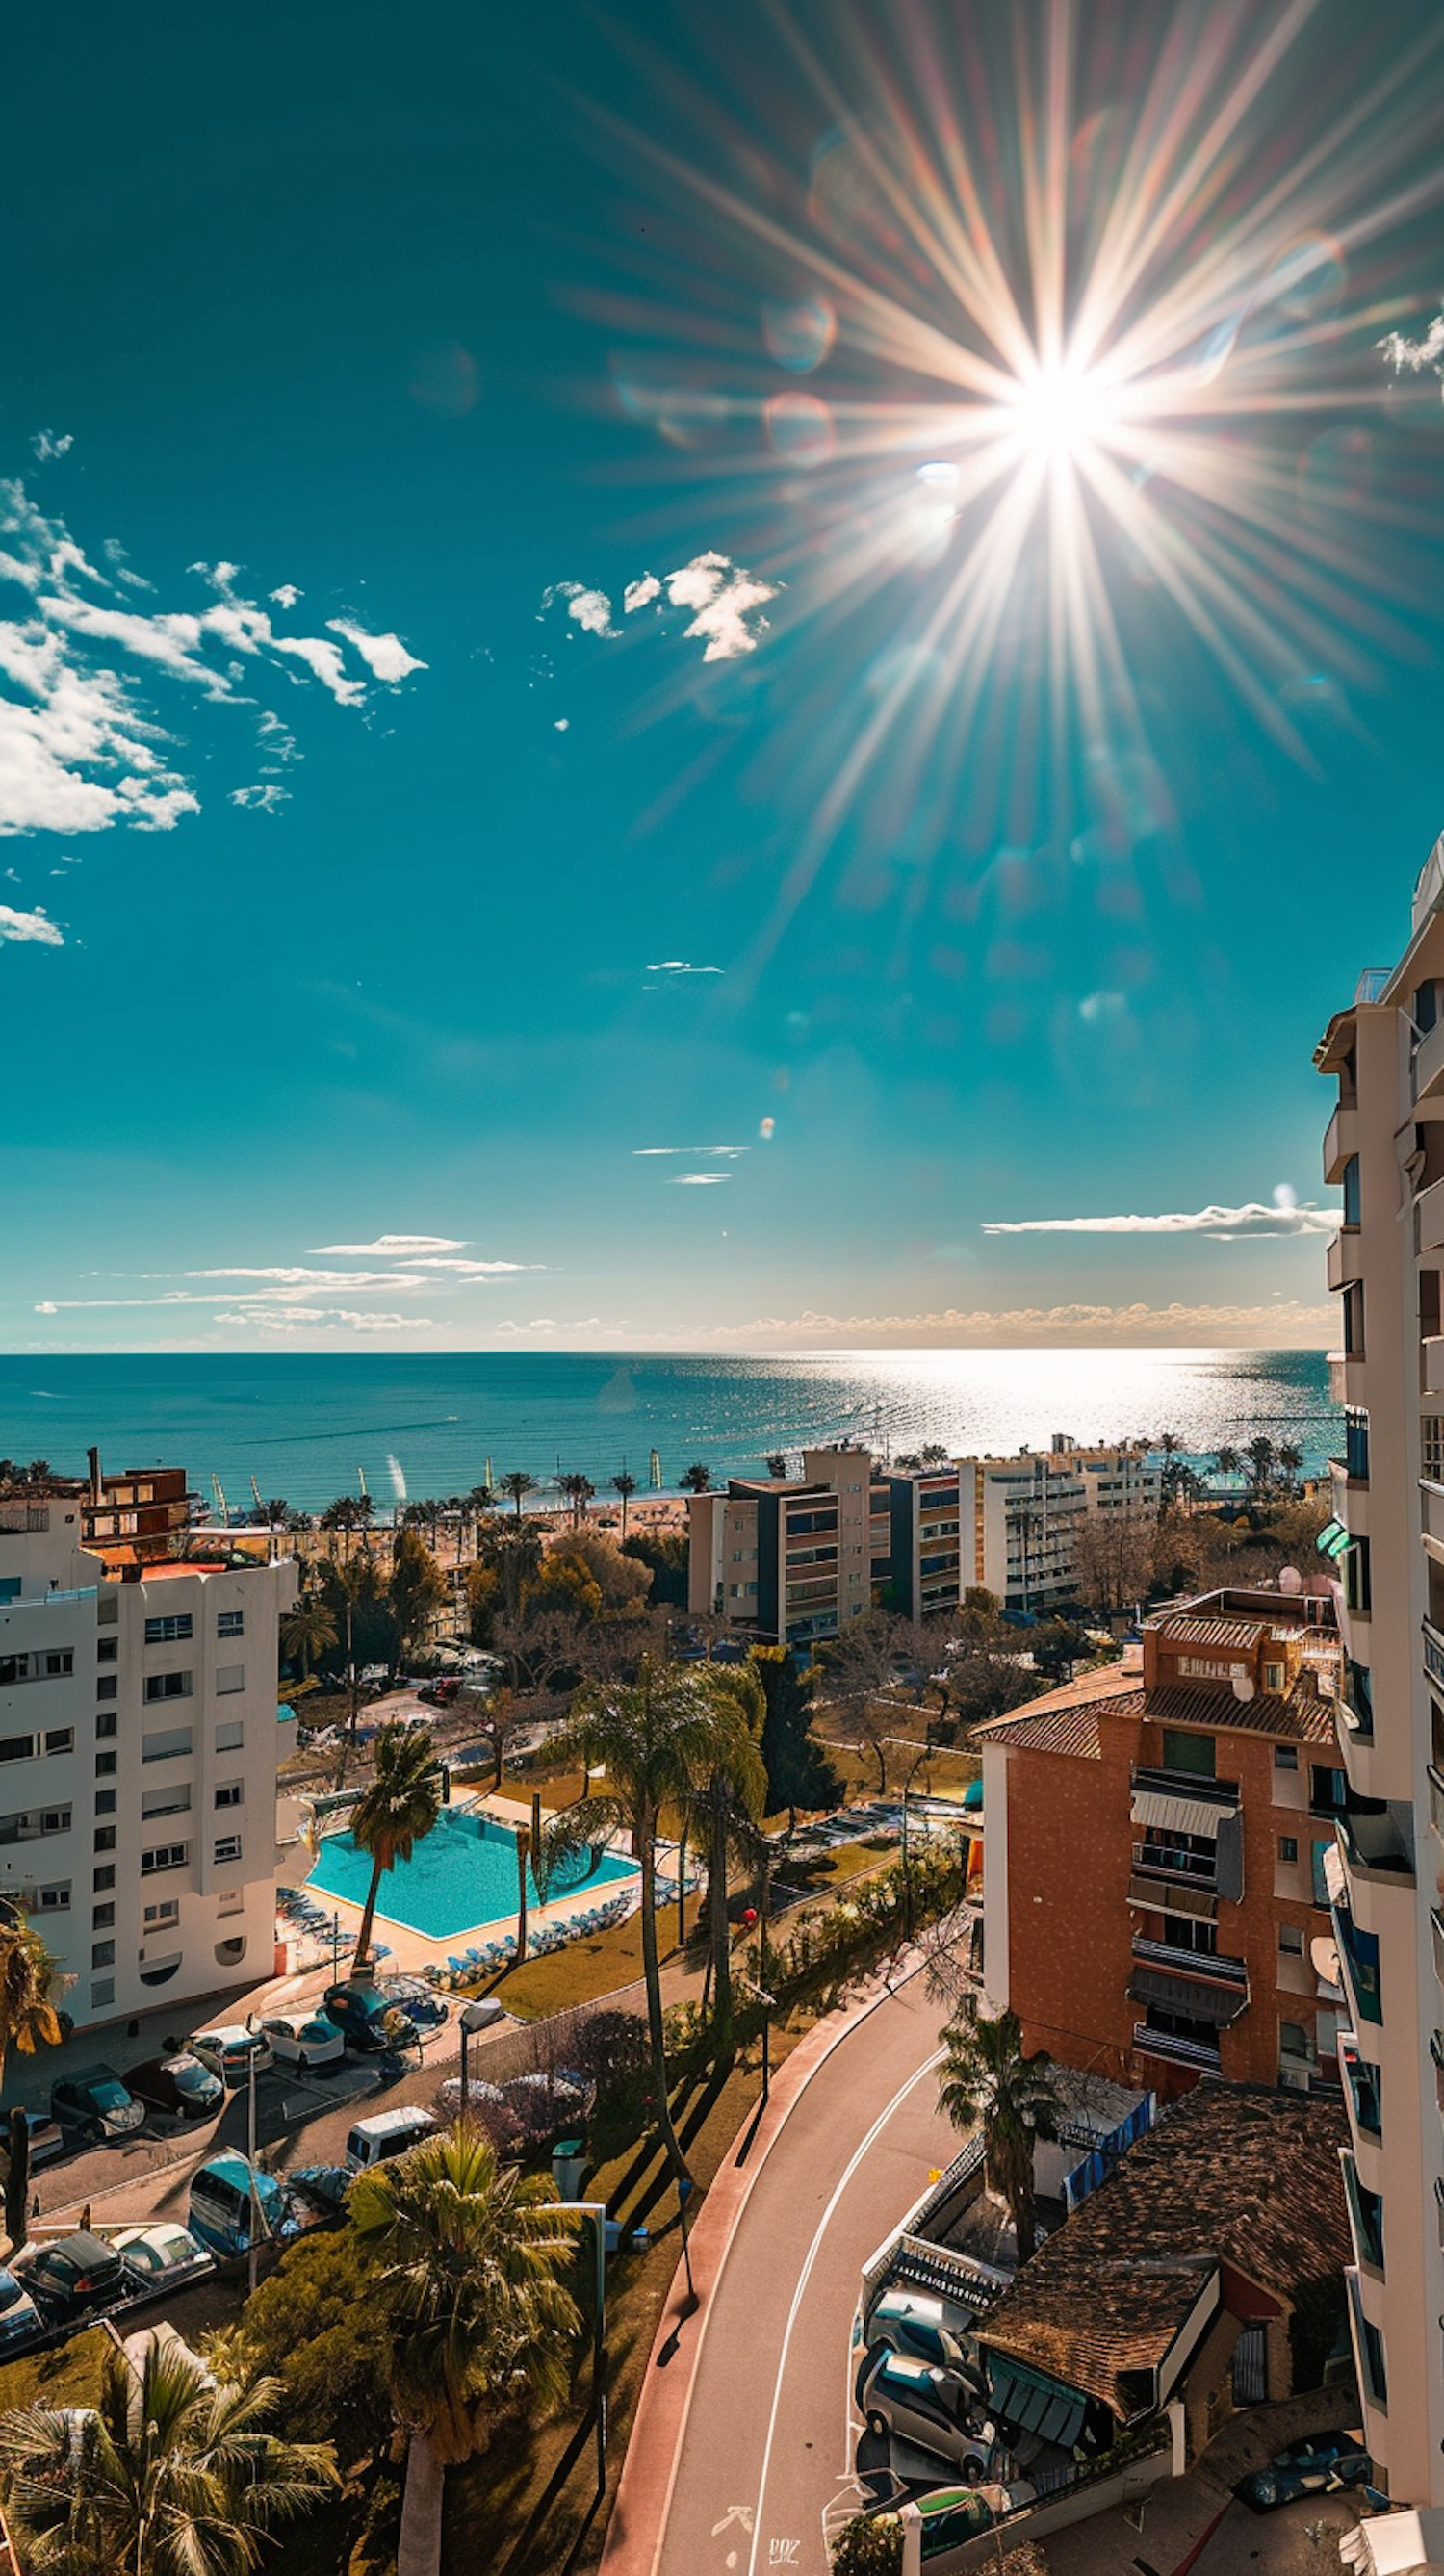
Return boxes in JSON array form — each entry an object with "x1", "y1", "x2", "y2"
[
  {"x1": 976, "y1": 1664, "x2": 1144, "y2": 1759},
  {"x1": 1144, "y1": 1674, "x2": 1337, "y2": 1746},
  {"x1": 1155, "y1": 1614, "x2": 1272, "y2": 1648},
  {"x1": 980, "y1": 2084, "x2": 1350, "y2": 2423},
  {"x1": 979, "y1": 1664, "x2": 1336, "y2": 1758}
]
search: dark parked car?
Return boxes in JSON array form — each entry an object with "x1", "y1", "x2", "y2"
[
  {"x1": 21, "y1": 2230, "x2": 129, "y2": 2320},
  {"x1": 322, "y1": 1982, "x2": 419, "y2": 2054},
  {"x1": 50, "y1": 2067, "x2": 145, "y2": 2143},
  {"x1": 374, "y1": 1973, "x2": 448, "y2": 2029},
  {"x1": 126, "y1": 2052, "x2": 224, "y2": 2121},
  {"x1": 1234, "y1": 2431, "x2": 1372, "y2": 2512},
  {"x1": 289, "y1": 2163, "x2": 353, "y2": 2219}
]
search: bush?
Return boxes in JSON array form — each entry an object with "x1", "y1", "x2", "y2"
[
  {"x1": 830, "y1": 2513, "x2": 903, "y2": 2574},
  {"x1": 220, "y1": 2228, "x2": 391, "y2": 2469},
  {"x1": 565, "y1": 2007, "x2": 650, "y2": 2098}
]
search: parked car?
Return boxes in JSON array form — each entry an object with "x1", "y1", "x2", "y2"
[
  {"x1": 289, "y1": 2163, "x2": 353, "y2": 2219},
  {"x1": 126, "y1": 2052, "x2": 225, "y2": 2121},
  {"x1": 374, "y1": 1974, "x2": 448, "y2": 2030},
  {"x1": 322, "y1": 1982, "x2": 419, "y2": 2054},
  {"x1": 188, "y1": 2025, "x2": 274, "y2": 2086},
  {"x1": 0, "y1": 2110, "x2": 64, "y2": 2173},
  {"x1": 0, "y1": 2267, "x2": 44, "y2": 2352},
  {"x1": 344, "y1": 2106, "x2": 437, "y2": 2172},
  {"x1": 19, "y1": 2230, "x2": 129, "y2": 2320},
  {"x1": 113, "y1": 2223, "x2": 213, "y2": 2294},
  {"x1": 914, "y1": 2487, "x2": 998, "y2": 2550},
  {"x1": 1234, "y1": 2432, "x2": 1372, "y2": 2512},
  {"x1": 865, "y1": 2290, "x2": 981, "y2": 2374},
  {"x1": 50, "y1": 2067, "x2": 145, "y2": 2144},
  {"x1": 259, "y1": 2011, "x2": 346, "y2": 2071},
  {"x1": 858, "y1": 2351, "x2": 995, "y2": 2479},
  {"x1": 188, "y1": 2152, "x2": 297, "y2": 2258}
]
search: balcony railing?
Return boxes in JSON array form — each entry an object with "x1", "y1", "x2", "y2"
[
  {"x1": 1131, "y1": 2022, "x2": 1222, "y2": 2071},
  {"x1": 1130, "y1": 1933, "x2": 1248, "y2": 1986},
  {"x1": 1336, "y1": 1810, "x2": 1414, "y2": 1882},
  {"x1": 1131, "y1": 1765, "x2": 1240, "y2": 1804},
  {"x1": 1341, "y1": 2038, "x2": 1382, "y2": 2139},
  {"x1": 1426, "y1": 1620, "x2": 1444, "y2": 1695},
  {"x1": 1131, "y1": 1843, "x2": 1218, "y2": 1892}
]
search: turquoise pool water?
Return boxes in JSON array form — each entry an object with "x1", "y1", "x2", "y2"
[{"x1": 304, "y1": 1807, "x2": 638, "y2": 1943}]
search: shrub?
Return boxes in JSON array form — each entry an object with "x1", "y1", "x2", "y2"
[{"x1": 830, "y1": 2512, "x2": 903, "y2": 2574}]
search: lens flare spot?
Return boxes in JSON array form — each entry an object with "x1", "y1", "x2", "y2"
[
  {"x1": 1265, "y1": 232, "x2": 1348, "y2": 321},
  {"x1": 765, "y1": 390, "x2": 835, "y2": 467},
  {"x1": 761, "y1": 295, "x2": 836, "y2": 373},
  {"x1": 759, "y1": 1115, "x2": 775, "y2": 1141},
  {"x1": 407, "y1": 342, "x2": 478, "y2": 417},
  {"x1": 1297, "y1": 425, "x2": 1374, "y2": 524}
]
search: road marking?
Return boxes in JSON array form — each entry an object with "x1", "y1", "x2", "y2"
[
  {"x1": 744, "y1": 2046, "x2": 945, "y2": 2576},
  {"x1": 713, "y1": 2508, "x2": 754, "y2": 2537}
]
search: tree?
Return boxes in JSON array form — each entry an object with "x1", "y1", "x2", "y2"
[
  {"x1": 320, "y1": 1496, "x2": 361, "y2": 1559},
  {"x1": 1245, "y1": 1435, "x2": 1276, "y2": 1500},
  {"x1": 677, "y1": 1664, "x2": 768, "y2": 2054},
  {"x1": 350, "y1": 1722, "x2": 443, "y2": 1970},
  {"x1": 479, "y1": 1516, "x2": 543, "y2": 1625},
  {"x1": 499, "y1": 1470, "x2": 537, "y2": 1521},
  {"x1": 349, "y1": 2123, "x2": 580, "y2": 2576},
  {"x1": 1069, "y1": 1505, "x2": 1157, "y2": 1616},
  {"x1": 919, "y1": 1443, "x2": 950, "y2": 1466},
  {"x1": 549, "y1": 1661, "x2": 728, "y2": 2180},
  {"x1": 749, "y1": 1646, "x2": 841, "y2": 1828},
  {"x1": 610, "y1": 1470, "x2": 637, "y2": 1539},
  {"x1": 0, "y1": 2333, "x2": 337, "y2": 2576},
  {"x1": 0, "y1": 1906, "x2": 64, "y2": 2096},
  {"x1": 679, "y1": 1463, "x2": 711, "y2": 1495},
  {"x1": 280, "y1": 1594, "x2": 338, "y2": 1682},
  {"x1": 936, "y1": 2008, "x2": 1064, "y2": 2262},
  {"x1": 765, "y1": 1454, "x2": 788, "y2": 1479},
  {"x1": 547, "y1": 1527, "x2": 652, "y2": 1615},
  {"x1": 1029, "y1": 1618, "x2": 1092, "y2": 1684},
  {"x1": 212, "y1": 2226, "x2": 390, "y2": 2469},
  {"x1": 1213, "y1": 1444, "x2": 1241, "y2": 1492},
  {"x1": 1277, "y1": 1441, "x2": 1303, "y2": 1492},
  {"x1": 390, "y1": 1527, "x2": 445, "y2": 1660},
  {"x1": 621, "y1": 1530, "x2": 688, "y2": 1608},
  {"x1": 818, "y1": 1613, "x2": 900, "y2": 1793}
]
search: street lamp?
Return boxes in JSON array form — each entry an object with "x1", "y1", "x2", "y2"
[
  {"x1": 457, "y1": 1998, "x2": 497, "y2": 2118},
  {"x1": 244, "y1": 2011, "x2": 265, "y2": 2299}
]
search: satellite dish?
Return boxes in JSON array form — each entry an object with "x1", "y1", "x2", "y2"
[
  {"x1": 1232, "y1": 1672, "x2": 1256, "y2": 1702},
  {"x1": 1279, "y1": 1565, "x2": 1302, "y2": 1595}
]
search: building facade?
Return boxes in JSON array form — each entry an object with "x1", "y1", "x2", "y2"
[
  {"x1": 0, "y1": 1493, "x2": 296, "y2": 2032},
  {"x1": 688, "y1": 1448, "x2": 885, "y2": 1646},
  {"x1": 979, "y1": 1589, "x2": 1345, "y2": 2100},
  {"x1": 963, "y1": 1438, "x2": 1161, "y2": 1612},
  {"x1": 1313, "y1": 838, "x2": 1444, "y2": 2502}
]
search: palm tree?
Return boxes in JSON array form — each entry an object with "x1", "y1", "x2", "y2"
[
  {"x1": 350, "y1": 2123, "x2": 580, "y2": 2576},
  {"x1": 0, "y1": 2332, "x2": 338, "y2": 2576},
  {"x1": 1213, "y1": 1444, "x2": 1241, "y2": 1493},
  {"x1": 555, "y1": 1472, "x2": 588, "y2": 1529},
  {"x1": 321, "y1": 1496, "x2": 360, "y2": 1559},
  {"x1": 611, "y1": 1471, "x2": 637, "y2": 1540},
  {"x1": 0, "y1": 1907, "x2": 64, "y2": 2097},
  {"x1": 678, "y1": 1666, "x2": 767, "y2": 2056},
  {"x1": 548, "y1": 1662, "x2": 725, "y2": 2180},
  {"x1": 468, "y1": 1483, "x2": 494, "y2": 1550},
  {"x1": 1277, "y1": 1441, "x2": 1303, "y2": 1492},
  {"x1": 679, "y1": 1463, "x2": 711, "y2": 1495},
  {"x1": 919, "y1": 1443, "x2": 949, "y2": 1466},
  {"x1": 937, "y1": 2008, "x2": 1064, "y2": 2263},
  {"x1": 500, "y1": 1470, "x2": 537, "y2": 1522},
  {"x1": 280, "y1": 1595, "x2": 338, "y2": 1683},
  {"x1": 1245, "y1": 1434, "x2": 1276, "y2": 1499},
  {"x1": 350, "y1": 1722, "x2": 443, "y2": 1970},
  {"x1": 765, "y1": 1454, "x2": 787, "y2": 1480}
]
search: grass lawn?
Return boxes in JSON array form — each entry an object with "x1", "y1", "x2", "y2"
[
  {"x1": 488, "y1": 1901, "x2": 699, "y2": 2021},
  {"x1": 0, "y1": 2321, "x2": 108, "y2": 2416}
]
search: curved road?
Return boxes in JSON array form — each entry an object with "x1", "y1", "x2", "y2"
[{"x1": 658, "y1": 1971, "x2": 957, "y2": 2576}]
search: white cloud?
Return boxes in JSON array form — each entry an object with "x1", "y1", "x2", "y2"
[
  {"x1": 308, "y1": 1234, "x2": 467, "y2": 1254},
  {"x1": 668, "y1": 1172, "x2": 731, "y2": 1186},
  {"x1": 646, "y1": 960, "x2": 723, "y2": 976},
  {"x1": 679, "y1": 1299, "x2": 1335, "y2": 1347},
  {"x1": 0, "y1": 902, "x2": 63, "y2": 946},
  {"x1": 0, "y1": 478, "x2": 425, "y2": 839},
  {"x1": 634, "y1": 1145, "x2": 747, "y2": 1157},
  {"x1": 270, "y1": 584, "x2": 302, "y2": 609},
  {"x1": 30, "y1": 431, "x2": 74, "y2": 463},
  {"x1": 624, "y1": 576, "x2": 661, "y2": 612},
  {"x1": 1380, "y1": 311, "x2": 1444, "y2": 386},
  {"x1": 980, "y1": 1202, "x2": 1338, "y2": 1240},
  {"x1": 545, "y1": 553, "x2": 777, "y2": 663},
  {"x1": 214, "y1": 1308, "x2": 437, "y2": 1334},
  {"x1": 326, "y1": 619, "x2": 427, "y2": 683},
  {"x1": 229, "y1": 785, "x2": 290, "y2": 812},
  {"x1": 541, "y1": 581, "x2": 618, "y2": 638}
]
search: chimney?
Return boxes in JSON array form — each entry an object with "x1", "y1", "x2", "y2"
[{"x1": 87, "y1": 1447, "x2": 102, "y2": 1504}]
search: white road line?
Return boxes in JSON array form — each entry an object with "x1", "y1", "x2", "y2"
[{"x1": 744, "y1": 2045, "x2": 945, "y2": 2576}]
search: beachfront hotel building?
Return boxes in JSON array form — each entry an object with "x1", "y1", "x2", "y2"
[
  {"x1": 687, "y1": 1437, "x2": 1161, "y2": 1643},
  {"x1": 1311, "y1": 832, "x2": 1444, "y2": 2503},
  {"x1": 978, "y1": 1586, "x2": 1345, "y2": 2099},
  {"x1": 0, "y1": 1488, "x2": 296, "y2": 2031}
]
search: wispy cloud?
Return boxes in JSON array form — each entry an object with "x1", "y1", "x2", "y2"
[
  {"x1": 667, "y1": 1172, "x2": 731, "y2": 1186},
  {"x1": 633, "y1": 1145, "x2": 747, "y2": 1158},
  {"x1": 682, "y1": 1300, "x2": 1334, "y2": 1347},
  {"x1": 229, "y1": 784, "x2": 289, "y2": 813},
  {"x1": 213, "y1": 1307, "x2": 436, "y2": 1334},
  {"x1": 0, "y1": 902, "x2": 63, "y2": 946},
  {"x1": 1380, "y1": 309, "x2": 1444, "y2": 387},
  {"x1": 981, "y1": 1202, "x2": 1338, "y2": 1240},
  {"x1": 544, "y1": 552, "x2": 777, "y2": 664},
  {"x1": 308, "y1": 1234, "x2": 465, "y2": 1255},
  {"x1": 0, "y1": 478, "x2": 425, "y2": 837},
  {"x1": 30, "y1": 431, "x2": 73, "y2": 463},
  {"x1": 646, "y1": 960, "x2": 724, "y2": 977}
]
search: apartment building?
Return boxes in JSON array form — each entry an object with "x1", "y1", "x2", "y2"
[
  {"x1": 81, "y1": 1454, "x2": 194, "y2": 1567},
  {"x1": 0, "y1": 1490, "x2": 296, "y2": 2032},
  {"x1": 687, "y1": 1447, "x2": 884, "y2": 1647},
  {"x1": 1312, "y1": 837, "x2": 1444, "y2": 2502},
  {"x1": 962, "y1": 1438, "x2": 1161, "y2": 1612},
  {"x1": 978, "y1": 1587, "x2": 1345, "y2": 2099}
]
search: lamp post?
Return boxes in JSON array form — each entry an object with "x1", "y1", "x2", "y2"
[
  {"x1": 551, "y1": 2200, "x2": 608, "y2": 2570},
  {"x1": 458, "y1": 1998, "x2": 494, "y2": 2118},
  {"x1": 245, "y1": 2011, "x2": 264, "y2": 2299}
]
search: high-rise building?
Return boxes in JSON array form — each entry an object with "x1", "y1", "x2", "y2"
[
  {"x1": 0, "y1": 1487, "x2": 297, "y2": 2030},
  {"x1": 1313, "y1": 840, "x2": 1444, "y2": 2501},
  {"x1": 687, "y1": 1448, "x2": 883, "y2": 1647}
]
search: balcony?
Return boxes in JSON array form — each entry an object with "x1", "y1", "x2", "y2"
[
  {"x1": 1426, "y1": 1620, "x2": 1444, "y2": 1699},
  {"x1": 1416, "y1": 1014, "x2": 1444, "y2": 1107},
  {"x1": 1425, "y1": 1339, "x2": 1444, "y2": 1400},
  {"x1": 1336, "y1": 1809, "x2": 1414, "y2": 1884},
  {"x1": 1327, "y1": 1229, "x2": 1363, "y2": 1291},
  {"x1": 1421, "y1": 1174, "x2": 1444, "y2": 1254},
  {"x1": 1131, "y1": 1765, "x2": 1240, "y2": 1805},
  {"x1": 1342, "y1": 2148, "x2": 1386, "y2": 2274},
  {"x1": 1132, "y1": 2021, "x2": 1222, "y2": 2073},
  {"x1": 1130, "y1": 1933, "x2": 1247, "y2": 1988},
  {"x1": 1340, "y1": 2037, "x2": 1382, "y2": 2138},
  {"x1": 1324, "y1": 1102, "x2": 1358, "y2": 1184},
  {"x1": 1131, "y1": 1842, "x2": 1218, "y2": 1893}
]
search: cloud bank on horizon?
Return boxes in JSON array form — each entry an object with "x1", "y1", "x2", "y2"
[{"x1": 982, "y1": 1201, "x2": 1338, "y2": 1240}]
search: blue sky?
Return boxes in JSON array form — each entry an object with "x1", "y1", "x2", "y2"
[{"x1": 4, "y1": 0, "x2": 1444, "y2": 1356}]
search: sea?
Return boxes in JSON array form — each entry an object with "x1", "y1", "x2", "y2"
[{"x1": 0, "y1": 1349, "x2": 1339, "y2": 1515}]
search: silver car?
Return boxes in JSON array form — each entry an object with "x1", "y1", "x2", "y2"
[{"x1": 859, "y1": 2351, "x2": 995, "y2": 2480}]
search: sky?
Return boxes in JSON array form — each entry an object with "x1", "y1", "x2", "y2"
[{"x1": 4, "y1": 0, "x2": 1444, "y2": 1357}]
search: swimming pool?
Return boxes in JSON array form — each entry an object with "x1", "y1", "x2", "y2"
[{"x1": 304, "y1": 1807, "x2": 639, "y2": 1943}]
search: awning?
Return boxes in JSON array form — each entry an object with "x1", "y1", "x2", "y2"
[
  {"x1": 1128, "y1": 1967, "x2": 1248, "y2": 2026},
  {"x1": 1127, "y1": 1874, "x2": 1215, "y2": 1919},
  {"x1": 1130, "y1": 1789, "x2": 1237, "y2": 1839},
  {"x1": 985, "y1": 2355, "x2": 1087, "y2": 2450},
  {"x1": 1316, "y1": 1519, "x2": 1352, "y2": 1560}
]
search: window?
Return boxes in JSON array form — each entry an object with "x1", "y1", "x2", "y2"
[
  {"x1": 92, "y1": 1864, "x2": 115, "y2": 1891},
  {"x1": 1279, "y1": 1923, "x2": 1304, "y2": 1954},
  {"x1": 143, "y1": 1671, "x2": 192, "y2": 1704},
  {"x1": 1342, "y1": 1153, "x2": 1361, "y2": 1225},
  {"x1": 1426, "y1": 1417, "x2": 1444, "y2": 1481},
  {"x1": 36, "y1": 1882, "x2": 69, "y2": 1912},
  {"x1": 93, "y1": 1826, "x2": 116, "y2": 1853},
  {"x1": 42, "y1": 1728, "x2": 71, "y2": 1758},
  {"x1": 97, "y1": 1636, "x2": 117, "y2": 1664},
  {"x1": 95, "y1": 1677, "x2": 117, "y2": 1701},
  {"x1": 214, "y1": 1782, "x2": 244, "y2": 1809},
  {"x1": 0, "y1": 1736, "x2": 36, "y2": 1766},
  {"x1": 143, "y1": 1898, "x2": 179, "y2": 1928},
  {"x1": 1344, "y1": 1537, "x2": 1372, "y2": 1615},
  {"x1": 217, "y1": 1609, "x2": 245, "y2": 1637},
  {"x1": 141, "y1": 1842, "x2": 189, "y2": 1875},
  {"x1": 1279, "y1": 2019, "x2": 1311, "y2": 2058},
  {"x1": 144, "y1": 1613, "x2": 193, "y2": 1643},
  {"x1": 1263, "y1": 1662, "x2": 1285, "y2": 1695},
  {"x1": 142, "y1": 1784, "x2": 191, "y2": 1818},
  {"x1": 1346, "y1": 1408, "x2": 1370, "y2": 1481},
  {"x1": 142, "y1": 1725, "x2": 193, "y2": 1764},
  {"x1": 1343, "y1": 1279, "x2": 1364, "y2": 1356},
  {"x1": 91, "y1": 1902, "x2": 115, "y2": 1929},
  {"x1": 1275, "y1": 1743, "x2": 1299, "y2": 1771},
  {"x1": 213, "y1": 1834, "x2": 243, "y2": 1865},
  {"x1": 216, "y1": 1664, "x2": 245, "y2": 1696},
  {"x1": 215, "y1": 1721, "x2": 244, "y2": 1752},
  {"x1": 1360, "y1": 2315, "x2": 1388, "y2": 2408},
  {"x1": 1160, "y1": 1730, "x2": 1216, "y2": 1778},
  {"x1": 94, "y1": 1751, "x2": 117, "y2": 1780},
  {"x1": 0, "y1": 1806, "x2": 71, "y2": 1844},
  {"x1": 96, "y1": 1712, "x2": 116, "y2": 1739},
  {"x1": 1312, "y1": 1765, "x2": 1349, "y2": 1815},
  {"x1": 90, "y1": 1940, "x2": 115, "y2": 1969},
  {"x1": 0, "y1": 1651, "x2": 73, "y2": 1685},
  {"x1": 215, "y1": 1935, "x2": 246, "y2": 1965},
  {"x1": 95, "y1": 1789, "x2": 116, "y2": 1814},
  {"x1": 1278, "y1": 1834, "x2": 1299, "y2": 1864},
  {"x1": 90, "y1": 1977, "x2": 115, "y2": 2009}
]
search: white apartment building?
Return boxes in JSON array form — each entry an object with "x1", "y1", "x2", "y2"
[
  {"x1": 0, "y1": 1493, "x2": 296, "y2": 2033},
  {"x1": 961, "y1": 1439, "x2": 1160, "y2": 1611},
  {"x1": 1314, "y1": 833, "x2": 1444, "y2": 2504}
]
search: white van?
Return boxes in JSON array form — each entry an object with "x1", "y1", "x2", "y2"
[{"x1": 344, "y1": 2107, "x2": 437, "y2": 2173}]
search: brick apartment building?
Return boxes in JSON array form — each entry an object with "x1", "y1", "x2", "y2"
[{"x1": 979, "y1": 1587, "x2": 1347, "y2": 2097}]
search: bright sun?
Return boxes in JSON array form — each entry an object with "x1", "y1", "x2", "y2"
[{"x1": 1002, "y1": 359, "x2": 1115, "y2": 463}]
